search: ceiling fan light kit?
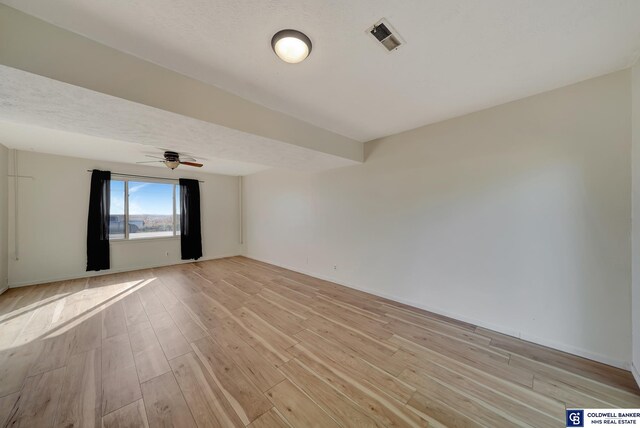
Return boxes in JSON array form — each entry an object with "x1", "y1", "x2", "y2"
[
  {"x1": 163, "y1": 151, "x2": 181, "y2": 170},
  {"x1": 164, "y1": 160, "x2": 180, "y2": 170}
]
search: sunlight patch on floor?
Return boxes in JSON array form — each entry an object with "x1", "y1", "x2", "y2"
[{"x1": 0, "y1": 278, "x2": 157, "y2": 349}]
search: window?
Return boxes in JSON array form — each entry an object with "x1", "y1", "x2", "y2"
[{"x1": 109, "y1": 179, "x2": 180, "y2": 240}]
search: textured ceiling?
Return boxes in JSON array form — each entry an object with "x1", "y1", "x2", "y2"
[
  {"x1": 0, "y1": 66, "x2": 358, "y2": 174},
  {"x1": 3, "y1": 0, "x2": 640, "y2": 142}
]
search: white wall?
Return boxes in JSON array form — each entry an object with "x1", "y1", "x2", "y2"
[
  {"x1": 0, "y1": 143, "x2": 8, "y2": 293},
  {"x1": 6, "y1": 150, "x2": 242, "y2": 286},
  {"x1": 632, "y1": 61, "x2": 640, "y2": 383},
  {"x1": 244, "y1": 70, "x2": 632, "y2": 368}
]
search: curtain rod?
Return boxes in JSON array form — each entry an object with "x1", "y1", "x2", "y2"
[{"x1": 86, "y1": 170, "x2": 204, "y2": 183}]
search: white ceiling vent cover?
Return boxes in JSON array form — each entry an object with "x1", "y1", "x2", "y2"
[{"x1": 368, "y1": 18, "x2": 404, "y2": 52}]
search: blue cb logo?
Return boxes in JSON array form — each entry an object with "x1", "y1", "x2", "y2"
[{"x1": 566, "y1": 410, "x2": 584, "y2": 427}]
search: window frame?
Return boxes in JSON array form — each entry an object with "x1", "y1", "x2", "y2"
[{"x1": 109, "y1": 177, "x2": 181, "y2": 242}]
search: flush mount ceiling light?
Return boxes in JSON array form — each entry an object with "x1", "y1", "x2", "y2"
[{"x1": 271, "y1": 29, "x2": 312, "y2": 64}]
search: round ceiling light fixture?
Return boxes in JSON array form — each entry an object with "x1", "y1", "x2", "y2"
[
  {"x1": 164, "y1": 160, "x2": 180, "y2": 170},
  {"x1": 271, "y1": 29, "x2": 312, "y2": 64}
]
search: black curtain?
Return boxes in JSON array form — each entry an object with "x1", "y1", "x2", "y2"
[
  {"x1": 180, "y1": 178, "x2": 203, "y2": 260},
  {"x1": 87, "y1": 170, "x2": 111, "y2": 271}
]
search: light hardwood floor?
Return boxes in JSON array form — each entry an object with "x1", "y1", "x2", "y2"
[{"x1": 0, "y1": 256, "x2": 638, "y2": 427}]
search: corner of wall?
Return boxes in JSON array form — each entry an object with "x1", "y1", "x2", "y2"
[
  {"x1": 632, "y1": 362, "x2": 640, "y2": 389},
  {"x1": 632, "y1": 59, "x2": 640, "y2": 386},
  {"x1": 0, "y1": 143, "x2": 8, "y2": 294}
]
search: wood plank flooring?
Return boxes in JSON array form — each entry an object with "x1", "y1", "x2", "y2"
[{"x1": 0, "y1": 256, "x2": 638, "y2": 427}]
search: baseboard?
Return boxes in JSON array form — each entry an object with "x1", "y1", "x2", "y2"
[
  {"x1": 245, "y1": 254, "x2": 630, "y2": 370},
  {"x1": 632, "y1": 363, "x2": 640, "y2": 388},
  {"x1": 8, "y1": 253, "x2": 240, "y2": 288}
]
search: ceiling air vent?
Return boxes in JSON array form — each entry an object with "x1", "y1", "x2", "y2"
[{"x1": 368, "y1": 19, "x2": 404, "y2": 52}]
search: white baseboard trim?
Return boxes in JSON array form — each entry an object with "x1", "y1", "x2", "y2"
[
  {"x1": 8, "y1": 253, "x2": 240, "y2": 288},
  {"x1": 632, "y1": 363, "x2": 640, "y2": 389},
  {"x1": 245, "y1": 254, "x2": 630, "y2": 370}
]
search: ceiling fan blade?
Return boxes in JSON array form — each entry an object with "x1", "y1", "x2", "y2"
[
  {"x1": 145, "y1": 155, "x2": 166, "y2": 160},
  {"x1": 136, "y1": 160, "x2": 164, "y2": 164},
  {"x1": 180, "y1": 156, "x2": 197, "y2": 161},
  {"x1": 180, "y1": 161, "x2": 203, "y2": 168}
]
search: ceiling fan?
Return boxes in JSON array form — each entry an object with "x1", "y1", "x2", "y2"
[{"x1": 137, "y1": 151, "x2": 203, "y2": 170}]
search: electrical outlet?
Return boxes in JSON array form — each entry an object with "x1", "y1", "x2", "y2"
[
  {"x1": 333, "y1": 265, "x2": 337, "y2": 270},
  {"x1": 165, "y1": 251, "x2": 170, "y2": 257}
]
